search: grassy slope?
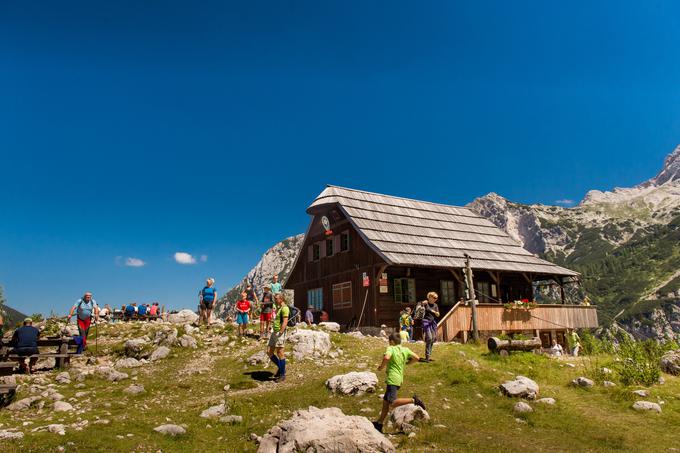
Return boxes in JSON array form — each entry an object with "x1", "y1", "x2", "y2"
[{"x1": 1, "y1": 323, "x2": 679, "y2": 452}]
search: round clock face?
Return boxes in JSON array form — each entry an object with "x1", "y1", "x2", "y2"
[{"x1": 321, "y1": 216, "x2": 330, "y2": 231}]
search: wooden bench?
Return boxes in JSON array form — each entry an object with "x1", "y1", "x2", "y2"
[
  {"x1": 0, "y1": 361, "x2": 17, "y2": 376},
  {"x1": 1, "y1": 337, "x2": 81, "y2": 369}
]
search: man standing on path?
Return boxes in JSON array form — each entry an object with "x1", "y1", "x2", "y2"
[
  {"x1": 199, "y1": 278, "x2": 217, "y2": 325},
  {"x1": 67, "y1": 292, "x2": 99, "y2": 349},
  {"x1": 270, "y1": 274, "x2": 282, "y2": 295},
  {"x1": 267, "y1": 293, "x2": 289, "y2": 382}
]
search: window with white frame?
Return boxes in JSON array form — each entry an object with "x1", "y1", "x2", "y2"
[
  {"x1": 394, "y1": 278, "x2": 416, "y2": 303},
  {"x1": 440, "y1": 280, "x2": 456, "y2": 304},
  {"x1": 332, "y1": 281, "x2": 352, "y2": 310},
  {"x1": 307, "y1": 288, "x2": 323, "y2": 310}
]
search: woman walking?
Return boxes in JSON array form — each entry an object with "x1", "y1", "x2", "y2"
[{"x1": 421, "y1": 292, "x2": 440, "y2": 362}]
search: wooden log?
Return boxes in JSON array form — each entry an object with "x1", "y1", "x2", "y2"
[{"x1": 488, "y1": 336, "x2": 542, "y2": 353}]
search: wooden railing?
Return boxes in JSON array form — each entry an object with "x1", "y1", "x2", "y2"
[{"x1": 436, "y1": 303, "x2": 599, "y2": 342}]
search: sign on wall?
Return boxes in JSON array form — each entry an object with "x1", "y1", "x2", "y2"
[
  {"x1": 362, "y1": 272, "x2": 370, "y2": 287},
  {"x1": 379, "y1": 273, "x2": 388, "y2": 293}
]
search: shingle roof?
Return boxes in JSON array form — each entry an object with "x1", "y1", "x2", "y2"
[{"x1": 308, "y1": 185, "x2": 578, "y2": 277}]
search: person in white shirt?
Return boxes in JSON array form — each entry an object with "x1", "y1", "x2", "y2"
[{"x1": 551, "y1": 340, "x2": 563, "y2": 357}]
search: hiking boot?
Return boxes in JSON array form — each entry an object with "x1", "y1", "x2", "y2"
[
  {"x1": 372, "y1": 421, "x2": 383, "y2": 433},
  {"x1": 412, "y1": 394, "x2": 426, "y2": 410},
  {"x1": 275, "y1": 375, "x2": 286, "y2": 383}
]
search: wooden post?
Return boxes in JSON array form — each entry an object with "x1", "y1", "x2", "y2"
[
  {"x1": 464, "y1": 254, "x2": 479, "y2": 342},
  {"x1": 559, "y1": 277, "x2": 565, "y2": 305}
]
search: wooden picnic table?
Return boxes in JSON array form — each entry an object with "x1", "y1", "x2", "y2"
[{"x1": 0, "y1": 336, "x2": 80, "y2": 369}]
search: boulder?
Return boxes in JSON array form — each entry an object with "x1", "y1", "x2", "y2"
[
  {"x1": 115, "y1": 357, "x2": 143, "y2": 368},
  {"x1": 288, "y1": 330, "x2": 332, "y2": 360},
  {"x1": 55, "y1": 372, "x2": 71, "y2": 384},
  {"x1": 167, "y1": 309, "x2": 199, "y2": 325},
  {"x1": 124, "y1": 338, "x2": 149, "y2": 358},
  {"x1": 389, "y1": 404, "x2": 430, "y2": 433},
  {"x1": 184, "y1": 324, "x2": 197, "y2": 335},
  {"x1": 0, "y1": 430, "x2": 24, "y2": 440},
  {"x1": 154, "y1": 424, "x2": 186, "y2": 436},
  {"x1": 346, "y1": 331, "x2": 364, "y2": 339},
  {"x1": 200, "y1": 403, "x2": 227, "y2": 418},
  {"x1": 53, "y1": 401, "x2": 74, "y2": 412},
  {"x1": 124, "y1": 384, "x2": 145, "y2": 395},
  {"x1": 179, "y1": 334, "x2": 198, "y2": 349},
  {"x1": 318, "y1": 322, "x2": 341, "y2": 332},
  {"x1": 96, "y1": 366, "x2": 129, "y2": 382},
  {"x1": 7, "y1": 396, "x2": 41, "y2": 411},
  {"x1": 150, "y1": 346, "x2": 171, "y2": 362},
  {"x1": 632, "y1": 401, "x2": 662, "y2": 413},
  {"x1": 247, "y1": 350, "x2": 271, "y2": 366},
  {"x1": 571, "y1": 377, "x2": 594, "y2": 388},
  {"x1": 257, "y1": 406, "x2": 394, "y2": 453},
  {"x1": 603, "y1": 381, "x2": 617, "y2": 387},
  {"x1": 211, "y1": 319, "x2": 225, "y2": 327},
  {"x1": 154, "y1": 328, "x2": 178, "y2": 347},
  {"x1": 61, "y1": 325, "x2": 79, "y2": 336},
  {"x1": 513, "y1": 402, "x2": 533, "y2": 413},
  {"x1": 660, "y1": 350, "x2": 680, "y2": 375},
  {"x1": 219, "y1": 415, "x2": 243, "y2": 424},
  {"x1": 499, "y1": 376, "x2": 539, "y2": 400},
  {"x1": 536, "y1": 398, "x2": 556, "y2": 405},
  {"x1": 48, "y1": 424, "x2": 66, "y2": 435},
  {"x1": 325, "y1": 372, "x2": 378, "y2": 395},
  {"x1": 632, "y1": 390, "x2": 649, "y2": 397}
]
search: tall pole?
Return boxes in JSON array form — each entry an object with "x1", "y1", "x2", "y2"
[{"x1": 464, "y1": 254, "x2": 479, "y2": 342}]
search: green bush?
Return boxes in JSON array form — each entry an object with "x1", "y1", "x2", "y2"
[
  {"x1": 614, "y1": 337, "x2": 675, "y2": 386},
  {"x1": 579, "y1": 330, "x2": 615, "y2": 355}
]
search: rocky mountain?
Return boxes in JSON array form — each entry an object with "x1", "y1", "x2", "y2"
[
  {"x1": 468, "y1": 145, "x2": 680, "y2": 340},
  {"x1": 213, "y1": 234, "x2": 304, "y2": 319}
]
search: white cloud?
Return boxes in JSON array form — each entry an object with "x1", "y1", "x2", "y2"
[
  {"x1": 125, "y1": 257, "x2": 146, "y2": 267},
  {"x1": 200, "y1": 254, "x2": 208, "y2": 262},
  {"x1": 555, "y1": 199, "x2": 575, "y2": 206},
  {"x1": 174, "y1": 252, "x2": 197, "y2": 265}
]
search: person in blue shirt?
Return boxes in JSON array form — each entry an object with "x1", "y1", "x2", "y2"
[
  {"x1": 67, "y1": 292, "x2": 99, "y2": 349},
  {"x1": 138, "y1": 304, "x2": 147, "y2": 317},
  {"x1": 124, "y1": 303, "x2": 136, "y2": 321},
  {"x1": 11, "y1": 317, "x2": 41, "y2": 373},
  {"x1": 199, "y1": 278, "x2": 217, "y2": 325}
]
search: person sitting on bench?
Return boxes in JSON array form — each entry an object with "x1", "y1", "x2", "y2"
[
  {"x1": 124, "y1": 303, "x2": 136, "y2": 321},
  {"x1": 10, "y1": 317, "x2": 40, "y2": 374}
]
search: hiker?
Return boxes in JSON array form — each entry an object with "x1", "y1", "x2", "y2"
[
  {"x1": 99, "y1": 304, "x2": 112, "y2": 321},
  {"x1": 320, "y1": 310, "x2": 329, "y2": 323},
  {"x1": 372, "y1": 332, "x2": 425, "y2": 433},
  {"x1": 245, "y1": 283, "x2": 259, "y2": 318},
  {"x1": 267, "y1": 293, "x2": 289, "y2": 382},
  {"x1": 124, "y1": 303, "x2": 136, "y2": 321},
  {"x1": 569, "y1": 330, "x2": 581, "y2": 357},
  {"x1": 399, "y1": 307, "x2": 413, "y2": 341},
  {"x1": 270, "y1": 274, "x2": 282, "y2": 295},
  {"x1": 67, "y1": 292, "x2": 99, "y2": 349},
  {"x1": 421, "y1": 292, "x2": 440, "y2": 362},
  {"x1": 10, "y1": 317, "x2": 41, "y2": 374},
  {"x1": 149, "y1": 302, "x2": 159, "y2": 318},
  {"x1": 235, "y1": 291, "x2": 251, "y2": 336},
  {"x1": 305, "y1": 305, "x2": 314, "y2": 326},
  {"x1": 199, "y1": 278, "x2": 217, "y2": 325},
  {"x1": 138, "y1": 303, "x2": 148, "y2": 318},
  {"x1": 260, "y1": 288, "x2": 274, "y2": 338},
  {"x1": 551, "y1": 339, "x2": 563, "y2": 357}
]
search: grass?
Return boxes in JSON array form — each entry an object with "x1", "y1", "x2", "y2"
[{"x1": 1, "y1": 323, "x2": 679, "y2": 452}]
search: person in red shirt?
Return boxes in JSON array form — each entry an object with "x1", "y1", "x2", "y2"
[{"x1": 235, "y1": 291, "x2": 251, "y2": 337}]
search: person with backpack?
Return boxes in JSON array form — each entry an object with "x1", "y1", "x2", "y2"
[
  {"x1": 235, "y1": 291, "x2": 251, "y2": 337},
  {"x1": 199, "y1": 278, "x2": 217, "y2": 325},
  {"x1": 67, "y1": 292, "x2": 99, "y2": 349},
  {"x1": 372, "y1": 332, "x2": 425, "y2": 433},
  {"x1": 421, "y1": 292, "x2": 440, "y2": 362},
  {"x1": 267, "y1": 293, "x2": 293, "y2": 382},
  {"x1": 259, "y1": 287, "x2": 274, "y2": 339}
]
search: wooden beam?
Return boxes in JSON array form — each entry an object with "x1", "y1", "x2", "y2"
[
  {"x1": 521, "y1": 273, "x2": 533, "y2": 284},
  {"x1": 449, "y1": 268, "x2": 464, "y2": 285}
]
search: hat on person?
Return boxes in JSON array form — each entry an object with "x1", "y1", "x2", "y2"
[{"x1": 24, "y1": 317, "x2": 33, "y2": 324}]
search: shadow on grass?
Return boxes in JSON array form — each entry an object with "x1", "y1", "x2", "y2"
[{"x1": 245, "y1": 370, "x2": 275, "y2": 382}]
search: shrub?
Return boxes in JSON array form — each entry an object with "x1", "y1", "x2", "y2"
[{"x1": 614, "y1": 337, "x2": 674, "y2": 386}]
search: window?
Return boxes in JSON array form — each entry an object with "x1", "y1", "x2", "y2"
[
  {"x1": 326, "y1": 238, "x2": 334, "y2": 257},
  {"x1": 394, "y1": 278, "x2": 416, "y2": 303},
  {"x1": 475, "y1": 281, "x2": 497, "y2": 303},
  {"x1": 332, "y1": 281, "x2": 352, "y2": 310},
  {"x1": 312, "y1": 243, "x2": 320, "y2": 261},
  {"x1": 440, "y1": 280, "x2": 456, "y2": 305},
  {"x1": 340, "y1": 231, "x2": 350, "y2": 252},
  {"x1": 307, "y1": 288, "x2": 323, "y2": 310}
]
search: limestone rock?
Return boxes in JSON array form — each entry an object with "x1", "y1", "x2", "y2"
[
  {"x1": 632, "y1": 390, "x2": 649, "y2": 397},
  {"x1": 571, "y1": 377, "x2": 594, "y2": 388},
  {"x1": 154, "y1": 328, "x2": 178, "y2": 347},
  {"x1": 536, "y1": 398, "x2": 556, "y2": 405},
  {"x1": 53, "y1": 401, "x2": 74, "y2": 412},
  {"x1": 150, "y1": 346, "x2": 171, "y2": 362},
  {"x1": 124, "y1": 338, "x2": 149, "y2": 358},
  {"x1": 318, "y1": 322, "x2": 341, "y2": 332},
  {"x1": 96, "y1": 366, "x2": 129, "y2": 382},
  {"x1": 660, "y1": 350, "x2": 680, "y2": 375},
  {"x1": 389, "y1": 404, "x2": 431, "y2": 433},
  {"x1": 200, "y1": 403, "x2": 227, "y2": 418},
  {"x1": 154, "y1": 424, "x2": 186, "y2": 436},
  {"x1": 7, "y1": 396, "x2": 41, "y2": 411},
  {"x1": 124, "y1": 384, "x2": 145, "y2": 395},
  {"x1": 167, "y1": 309, "x2": 199, "y2": 325},
  {"x1": 48, "y1": 424, "x2": 66, "y2": 435},
  {"x1": 325, "y1": 372, "x2": 379, "y2": 395},
  {"x1": 219, "y1": 415, "x2": 243, "y2": 424},
  {"x1": 288, "y1": 330, "x2": 332, "y2": 360},
  {"x1": 499, "y1": 376, "x2": 539, "y2": 400},
  {"x1": 257, "y1": 406, "x2": 394, "y2": 453},
  {"x1": 0, "y1": 430, "x2": 24, "y2": 440},
  {"x1": 346, "y1": 331, "x2": 364, "y2": 339},
  {"x1": 179, "y1": 334, "x2": 198, "y2": 349},
  {"x1": 603, "y1": 381, "x2": 617, "y2": 387},
  {"x1": 55, "y1": 372, "x2": 71, "y2": 384},
  {"x1": 115, "y1": 357, "x2": 143, "y2": 368},
  {"x1": 632, "y1": 401, "x2": 662, "y2": 413},
  {"x1": 247, "y1": 350, "x2": 270, "y2": 366},
  {"x1": 514, "y1": 402, "x2": 533, "y2": 413}
]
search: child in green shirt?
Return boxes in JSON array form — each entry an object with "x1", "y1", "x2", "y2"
[{"x1": 372, "y1": 332, "x2": 425, "y2": 433}]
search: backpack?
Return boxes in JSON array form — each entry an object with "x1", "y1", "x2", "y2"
[
  {"x1": 413, "y1": 303, "x2": 425, "y2": 320},
  {"x1": 286, "y1": 305, "x2": 301, "y2": 327}
]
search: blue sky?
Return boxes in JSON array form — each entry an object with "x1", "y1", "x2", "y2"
[{"x1": 1, "y1": 1, "x2": 680, "y2": 315}]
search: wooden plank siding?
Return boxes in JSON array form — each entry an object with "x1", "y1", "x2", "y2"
[{"x1": 437, "y1": 304, "x2": 599, "y2": 342}]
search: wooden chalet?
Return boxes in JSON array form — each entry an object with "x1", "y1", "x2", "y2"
[{"x1": 284, "y1": 186, "x2": 598, "y2": 345}]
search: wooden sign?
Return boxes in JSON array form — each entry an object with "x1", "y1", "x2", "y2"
[{"x1": 379, "y1": 272, "x2": 388, "y2": 293}]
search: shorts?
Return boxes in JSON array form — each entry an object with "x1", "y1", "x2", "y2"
[
  {"x1": 260, "y1": 312, "x2": 273, "y2": 322},
  {"x1": 12, "y1": 347, "x2": 39, "y2": 357},
  {"x1": 383, "y1": 384, "x2": 400, "y2": 403},
  {"x1": 202, "y1": 300, "x2": 214, "y2": 310},
  {"x1": 267, "y1": 330, "x2": 287, "y2": 348},
  {"x1": 236, "y1": 313, "x2": 249, "y2": 325}
]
